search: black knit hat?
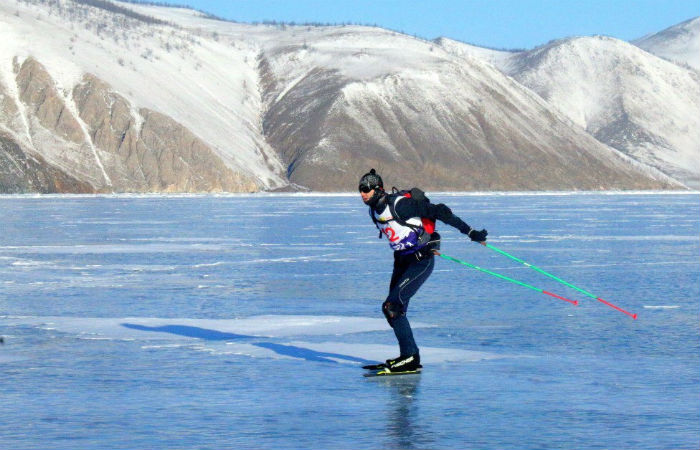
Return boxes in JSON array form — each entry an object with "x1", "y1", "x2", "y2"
[{"x1": 358, "y1": 169, "x2": 383, "y2": 191}]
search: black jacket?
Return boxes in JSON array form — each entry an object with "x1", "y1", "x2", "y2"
[{"x1": 377, "y1": 194, "x2": 473, "y2": 235}]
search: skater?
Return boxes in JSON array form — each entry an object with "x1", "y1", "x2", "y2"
[{"x1": 359, "y1": 169, "x2": 487, "y2": 373}]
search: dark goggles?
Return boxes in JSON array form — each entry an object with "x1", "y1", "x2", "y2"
[{"x1": 358, "y1": 185, "x2": 374, "y2": 193}]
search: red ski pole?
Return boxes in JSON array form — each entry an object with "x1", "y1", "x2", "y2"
[
  {"x1": 435, "y1": 251, "x2": 578, "y2": 306},
  {"x1": 484, "y1": 244, "x2": 637, "y2": 320}
]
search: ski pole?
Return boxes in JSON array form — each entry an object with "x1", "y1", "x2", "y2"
[
  {"x1": 483, "y1": 243, "x2": 637, "y2": 320},
  {"x1": 433, "y1": 251, "x2": 578, "y2": 306}
]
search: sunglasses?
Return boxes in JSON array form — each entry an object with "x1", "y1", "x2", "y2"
[{"x1": 358, "y1": 185, "x2": 373, "y2": 193}]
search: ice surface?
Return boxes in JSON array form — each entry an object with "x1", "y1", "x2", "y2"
[{"x1": 1, "y1": 194, "x2": 698, "y2": 450}]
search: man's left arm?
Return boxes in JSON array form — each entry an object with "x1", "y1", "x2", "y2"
[{"x1": 400, "y1": 200, "x2": 487, "y2": 243}]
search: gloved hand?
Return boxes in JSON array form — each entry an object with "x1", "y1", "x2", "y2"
[{"x1": 468, "y1": 228, "x2": 488, "y2": 243}]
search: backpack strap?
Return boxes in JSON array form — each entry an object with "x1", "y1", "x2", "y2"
[
  {"x1": 369, "y1": 207, "x2": 383, "y2": 238},
  {"x1": 370, "y1": 190, "x2": 432, "y2": 239},
  {"x1": 387, "y1": 194, "x2": 422, "y2": 233}
]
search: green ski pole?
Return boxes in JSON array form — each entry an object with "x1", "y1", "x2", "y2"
[
  {"x1": 483, "y1": 243, "x2": 637, "y2": 320},
  {"x1": 434, "y1": 251, "x2": 578, "y2": 306}
]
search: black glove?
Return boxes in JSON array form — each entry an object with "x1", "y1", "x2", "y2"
[{"x1": 468, "y1": 228, "x2": 488, "y2": 242}]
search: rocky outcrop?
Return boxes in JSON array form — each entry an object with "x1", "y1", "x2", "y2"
[
  {"x1": 72, "y1": 74, "x2": 258, "y2": 192},
  {"x1": 0, "y1": 58, "x2": 258, "y2": 193},
  {"x1": 12, "y1": 57, "x2": 108, "y2": 188},
  {"x1": 0, "y1": 132, "x2": 94, "y2": 193}
]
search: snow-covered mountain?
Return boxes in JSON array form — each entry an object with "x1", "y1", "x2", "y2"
[
  {"x1": 633, "y1": 17, "x2": 700, "y2": 71},
  {"x1": 438, "y1": 20, "x2": 700, "y2": 189},
  {"x1": 432, "y1": 37, "x2": 517, "y2": 69},
  {"x1": 0, "y1": 1, "x2": 692, "y2": 192},
  {"x1": 1, "y1": 0, "x2": 284, "y2": 193},
  {"x1": 252, "y1": 25, "x2": 680, "y2": 191},
  {"x1": 498, "y1": 37, "x2": 699, "y2": 188}
]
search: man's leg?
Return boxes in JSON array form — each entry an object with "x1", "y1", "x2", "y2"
[{"x1": 383, "y1": 255, "x2": 434, "y2": 357}]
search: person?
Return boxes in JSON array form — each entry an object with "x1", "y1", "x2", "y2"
[{"x1": 359, "y1": 169, "x2": 488, "y2": 373}]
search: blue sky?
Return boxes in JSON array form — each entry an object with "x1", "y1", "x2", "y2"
[{"x1": 163, "y1": 0, "x2": 698, "y2": 49}]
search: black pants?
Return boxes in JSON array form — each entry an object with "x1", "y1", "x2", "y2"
[{"x1": 384, "y1": 251, "x2": 434, "y2": 357}]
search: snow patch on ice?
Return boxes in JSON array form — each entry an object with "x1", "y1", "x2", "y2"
[
  {"x1": 0, "y1": 315, "x2": 400, "y2": 340},
  {"x1": 1, "y1": 315, "x2": 517, "y2": 365}
]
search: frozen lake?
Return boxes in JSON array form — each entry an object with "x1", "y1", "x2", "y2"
[{"x1": 1, "y1": 193, "x2": 698, "y2": 450}]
